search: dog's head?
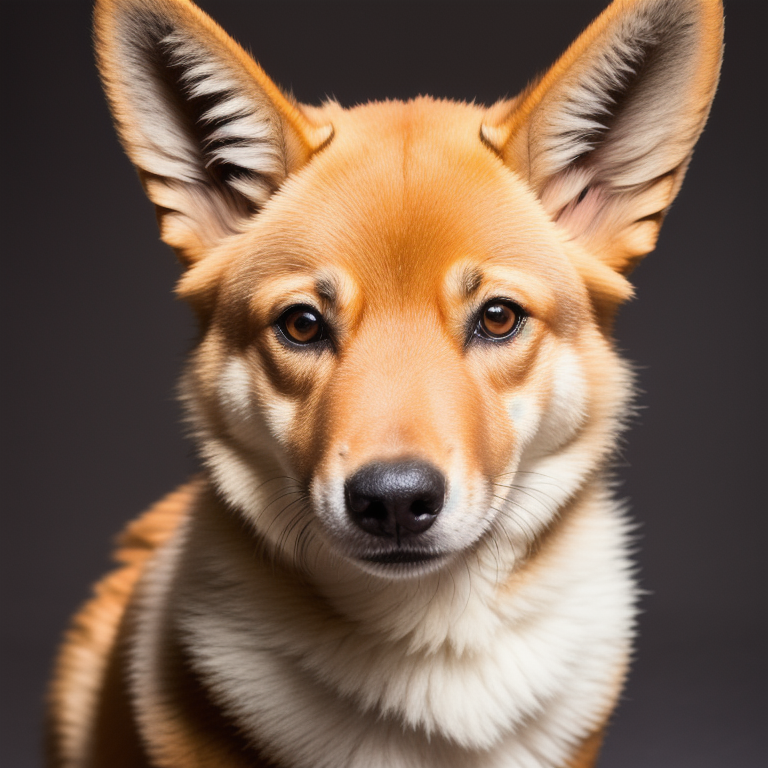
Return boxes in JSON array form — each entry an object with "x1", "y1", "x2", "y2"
[{"x1": 95, "y1": 0, "x2": 722, "y2": 577}]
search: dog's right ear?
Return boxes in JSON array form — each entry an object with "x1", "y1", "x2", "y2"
[
  {"x1": 94, "y1": 0, "x2": 332, "y2": 265},
  {"x1": 481, "y1": 0, "x2": 723, "y2": 281}
]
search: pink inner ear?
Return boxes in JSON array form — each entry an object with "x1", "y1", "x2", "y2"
[{"x1": 554, "y1": 185, "x2": 606, "y2": 241}]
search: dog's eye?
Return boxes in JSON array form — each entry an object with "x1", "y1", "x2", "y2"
[
  {"x1": 278, "y1": 305, "x2": 325, "y2": 345},
  {"x1": 475, "y1": 300, "x2": 524, "y2": 341}
]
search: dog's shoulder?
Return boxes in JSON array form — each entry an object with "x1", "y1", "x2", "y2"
[
  {"x1": 115, "y1": 480, "x2": 200, "y2": 570},
  {"x1": 47, "y1": 480, "x2": 201, "y2": 767}
]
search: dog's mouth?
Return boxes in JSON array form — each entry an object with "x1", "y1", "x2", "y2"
[{"x1": 360, "y1": 550, "x2": 444, "y2": 565}]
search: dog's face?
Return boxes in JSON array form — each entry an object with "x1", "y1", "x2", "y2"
[
  {"x1": 182, "y1": 101, "x2": 606, "y2": 573},
  {"x1": 95, "y1": 0, "x2": 723, "y2": 576}
]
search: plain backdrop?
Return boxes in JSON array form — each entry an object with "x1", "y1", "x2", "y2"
[{"x1": 2, "y1": 1, "x2": 765, "y2": 767}]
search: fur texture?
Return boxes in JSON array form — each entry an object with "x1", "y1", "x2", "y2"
[{"x1": 48, "y1": 1, "x2": 723, "y2": 766}]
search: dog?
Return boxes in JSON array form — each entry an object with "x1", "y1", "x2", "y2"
[{"x1": 46, "y1": 0, "x2": 723, "y2": 765}]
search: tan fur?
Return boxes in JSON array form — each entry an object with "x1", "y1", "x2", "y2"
[
  {"x1": 48, "y1": 0, "x2": 722, "y2": 765},
  {"x1": 47, "y1": 480, "x2": 281, "y2": 768},
  {"x1": 565, "y1": 731, "x2": 606, "y2": 768},
  {"x1": 47, "y1": 482, "x2": 194, "y2": 767}
]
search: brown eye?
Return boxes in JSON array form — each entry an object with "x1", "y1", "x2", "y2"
[
  {"x1": 476, "y1": 300, "x2": 523, "y2": 340},
  {"x1": 278, "y1": 305, "x2": 324, "y2": 345}
]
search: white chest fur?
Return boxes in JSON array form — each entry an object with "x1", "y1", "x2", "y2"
[{"x1": 129, "y1": 484, "x2": 635, "y2": 768}]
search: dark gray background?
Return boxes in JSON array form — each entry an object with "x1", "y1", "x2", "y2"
[{"x1": 2, "y1": 1, "x2": 765, "y2": 766}]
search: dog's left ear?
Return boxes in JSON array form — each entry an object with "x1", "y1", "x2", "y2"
[
  {"x1": 94, "y1": 0, "x2": 333, "y2": 265},
  {"x1": 482, "y1": 0, "x2": 723, "y2": 275}
]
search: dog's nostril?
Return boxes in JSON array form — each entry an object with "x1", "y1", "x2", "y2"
[
  {"x1": 344, "y1": 460, "x2": 446, "y2": 539},
  {"x1": 411, "y1": 498, "x2": 436, "y2": 517}
]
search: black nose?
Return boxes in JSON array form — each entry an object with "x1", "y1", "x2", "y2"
[{"x1": 345, "y1": 460, "x2": 446, "y2": 539}]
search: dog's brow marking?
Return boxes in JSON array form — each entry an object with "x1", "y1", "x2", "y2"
[
  {"x1": 461, "y1": 267, "x2": 483, "y2": 298},
  {"x1": 315, "y1": 275, "x2": 338, "y2": 305}
]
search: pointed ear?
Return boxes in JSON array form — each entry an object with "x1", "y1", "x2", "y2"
[
  {"x1": 482, "y1": 0, "x2": 723, "y2": 275},
  {"x1": 94, "y1": 0, "x2": 333, "y2": 265}
]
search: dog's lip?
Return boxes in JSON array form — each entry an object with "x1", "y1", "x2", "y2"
[{"x1": 360, "y1": 550, "x2": 444, "y2": 565}]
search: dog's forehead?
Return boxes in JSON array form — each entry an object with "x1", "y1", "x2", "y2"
[{"x1": 229, "y1": 98, "x2": 582, "y2": 307}]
